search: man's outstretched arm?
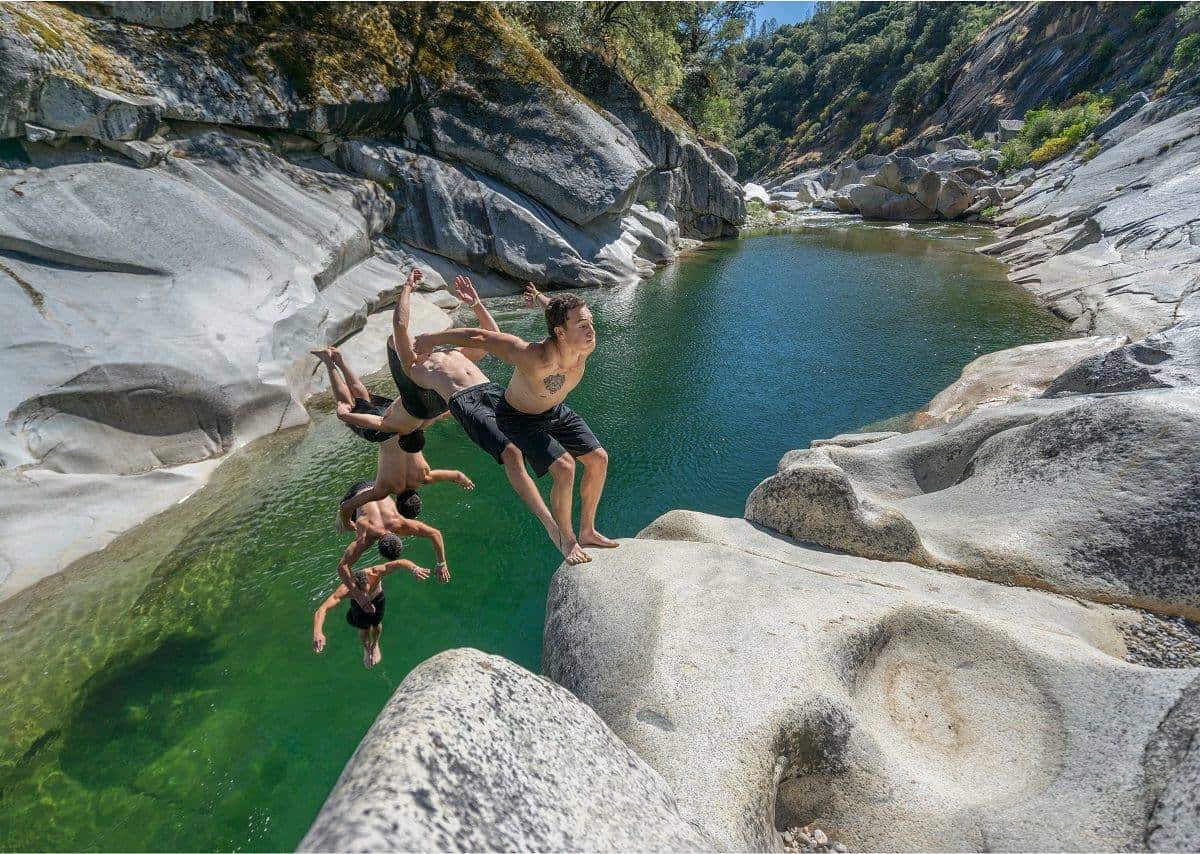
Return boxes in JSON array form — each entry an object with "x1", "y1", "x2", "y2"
[
  {"x1": 312, "y1": 586, "x2": 347, "y2": 652},
  {"x1": 414, "y1": 327, "x2": 541, "y2": 370},
  {"x1": 452, "y1": 275, "x2": 498, "y2": 362}
]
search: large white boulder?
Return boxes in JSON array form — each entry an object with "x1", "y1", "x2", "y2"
[
  {"x1": 543, "y1": 512, "x2": 1200, "y2": 851},
  {"x1": 300, "y1": 648, "x2": 713, "y2": 852},
  {"x1": 746, "y1": 388, "x2": 1200, "y2": 618}
]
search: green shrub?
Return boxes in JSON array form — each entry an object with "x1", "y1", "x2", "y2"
[
  {"x1": 1030, "y1": 135, "x2": 1075, "y2": 165},
  {"x1": 981, "y1": 204, "x2": 1000, "y2": 219},
  {"x1": 1133, "y1": 3, "x2": 1177, "y2": 31},
  {"x1": 1082, "y1": 142, "x2": 1102, "y2": 161},
  {"x1": 1179, "y1": 2, "x2": 1200, "y2": 24},
  {"x1": 877, "y1": 126, "x2": 908, "y2": 152},
  {"x1": 1173, "y1": 33, "x2": 1200, "y2": 68},
  {"x1": 999, "y1": 139, "x2": 1032, "y2": 174},
  {"x1": 1093, "y1": 38, "x2": 1118, "y2": 68},
  {"x1": 999, "y1": 92, "x2": 1112, "y2": 171}
]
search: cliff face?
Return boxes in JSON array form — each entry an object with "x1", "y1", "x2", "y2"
[
  {"x1": 0, "y1": 1, "x2": 743, "y2": 598},
  {"x1": 739, "y1": 1, "x2": 1197, "y2": 177}
]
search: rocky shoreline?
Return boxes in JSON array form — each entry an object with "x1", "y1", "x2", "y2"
[{"x1": 304, "y1": 66, "x2": 1200, "y2": 854}]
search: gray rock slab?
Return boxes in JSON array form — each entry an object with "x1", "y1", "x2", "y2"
[
  {"x1": 747, "y1": 389, "x2": 1200, "y2": 618},
  {"x1": 339, "y1": 140, "x2": 642, "y2": 289},
  {"x1": 544, "y1": 512, "x2": 1197, "y2": 851},
  {"x1": 299, "y1": 648, "x2": 712, "y2": 853},
  {"x1": 987, "y1": 103, "x2": 1200, "y2": 339},
  {"x1": 914, "y1": 335, "x2": 1126, "y2": 426},
  {"x1": 1045, "y1": 319, "x2": 1200, "y2": 396}
]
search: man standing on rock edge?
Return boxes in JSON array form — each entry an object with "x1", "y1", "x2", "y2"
[{"x1": 414, "y1": 289, "x2": 618, "y2": 557}]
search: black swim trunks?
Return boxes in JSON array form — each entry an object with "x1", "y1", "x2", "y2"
[
  {"x1": 495, "y1": 398, "x2": 602, "y2": 478},
  {"x1": 448, "y1": 382, "x2": 511, "y2": 465},
  {"x1": 388, "y1": 344, "x2": 448, "y2": 420},
  {"x1": 346, "y1": 590, "x2": 386, "y2": 629},
  {"x1": 346, "y1": 395, "x2": 394, "y2": 443}
]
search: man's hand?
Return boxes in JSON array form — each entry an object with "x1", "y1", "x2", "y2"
[
  {"x1": 413, "y1": 333, "x2": 436, "y2": 358},
  {"x1": 456, "y1": 472, "x2": 475, "y2": 490},
  {"x1": 411, "y1": 564, "x2": 431, "y2": 581},
  {"x1": 313, "y1": 632, "x2": 326, "y2": 653},
  {"x1": 454, "y1": 275, "x2": 480, "y2": 305},
  {"x1": 523, "y1": 282, "x2": 541, "y2": 309},
  {"x1": 404, "y1": 267, "x2": 423, "y2": 290},
  {"x1": 434, "y1": 561, "x2": 450, "y2": 584},
  {"x1": 335, "y1": 401, "x2": 352, "y2": 420}
]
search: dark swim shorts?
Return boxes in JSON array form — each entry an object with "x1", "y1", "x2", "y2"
[
  {"x1": 346, "y1": 591, "x2": 386, "y2": 629},
  {"x1": 495, "y1": 398, "x2": 601, "y2": 478},
  {"x1": 346, "y1": 395, "x2": 393, "y2": 444},
  {"x1": 448, "y1": 382, "x2": 511, "y2": 465},
  {"x1": 388, "y1": 344, "x2": 448, "y2": 419}
]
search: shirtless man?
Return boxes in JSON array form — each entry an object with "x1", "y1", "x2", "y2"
[
  {"x1": 312, "y1": 545, "x2": 430, "y2": 669},
  {"x1": 348, "y1": 272, "x2": 592, "y2": 565},
  {"x1": 312, "y1": 345, "x2": 475, "y2": 527},
  {"x1": 414, "y1": 291, "x2": 616, "y2": 556},
  {"x1": 329, "y1": 267, "x2": 449, "y2": 451},
  {"x1": 335, "y1": 481, "x2": 449, "y2": 611}
]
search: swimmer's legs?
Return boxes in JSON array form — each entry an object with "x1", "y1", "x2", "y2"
[
  {"x1": 331, "y1": 348, "x2": 371, "y2": 402},
  {"x1": 578, "y1": 447, "x2": 618, "y2": 549},
  {"x1": 313, "y1": 348, "x2": 354, "y2": 408}
]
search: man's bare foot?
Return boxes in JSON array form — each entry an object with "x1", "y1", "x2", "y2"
[
  {"x1": 363, "y1": 646, "x2": 374, "y2": 669},
  {"x1": 371, "y1": 644, "x2": 383, "y2": 666},
  {"x1": 310, "y1": 347, "x2": 333, "y2": 361},
  {"x1": 580, "y1": 530, "x2": 619, "y2": 549}
]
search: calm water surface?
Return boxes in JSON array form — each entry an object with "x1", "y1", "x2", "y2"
[{"x1": 0, "y1": 225, "x2": 1062, "y2": 851}]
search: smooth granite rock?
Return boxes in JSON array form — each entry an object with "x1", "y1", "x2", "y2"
[
  {"x1": 0, "y1": 130, "x2": 451, "y2": 597},
  {"x1": 543, "y1": 512, "x2": 1198, "y2": 851},
  {"x1": 338, "y1": 140, "x2": 643, "y2": 289},
  {"x1": 913, "y1": 335, "x2": 1127, "y2": 426},
  {"x1": 299, "y1": 648, "x2": 712, "y2": 853},
  {"x1": 1045, "y1": 320, "x2": 1200, "y2": 396},
  {"x1": 746, "y1": 389, "x2": 1200, "y2": 618},
  {"x1": 983, "y1": 102, "x2": 1200, "y2": 338}
]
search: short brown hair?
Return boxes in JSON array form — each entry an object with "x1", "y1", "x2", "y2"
[{"x1": 546, "y1": 294, "x2": 586, "y2": 338}]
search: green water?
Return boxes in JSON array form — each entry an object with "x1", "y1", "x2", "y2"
[{"x1": 0, "y1": 226, "x2": 1062, "y2": 851}]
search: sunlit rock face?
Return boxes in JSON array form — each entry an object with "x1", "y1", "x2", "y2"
[
  {"x1": 746, "y1": 389, "x2": 1200, "y2": 619},
  {"x1": 299, "y1": 648, "x2": 715, "y2": 853},
  {"x1": 543, "y1": 511, "x2": 1200, "y2": 852}
]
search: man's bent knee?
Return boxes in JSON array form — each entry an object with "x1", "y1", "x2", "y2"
[
  {"x1": 549, "y1": 454, "x2": 575, "y2": 479},
  {"x1": 581, "y1": 447, "x2": 608, "y2": 467}
]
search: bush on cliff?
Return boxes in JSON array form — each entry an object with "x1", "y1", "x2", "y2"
[{"x1": 999, "y1": 92, "x2": 1113, "y2": 171}]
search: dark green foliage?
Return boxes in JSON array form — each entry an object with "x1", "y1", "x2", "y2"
[
  {"x1": 504, "y1": 1, "x2": 758, "y2": 142},
  {"x1": 731, "y1": 2, "x2": 1007, "y2": 176},
  {"x1": 1132, "y1": 2, "x2": 1180, "y2": 31},
  {"x1": 998, "y1": 92, "x2": 1113, "y2": 172},
  {"x1": 1173, "y1": 32, "x2": 1200, "y2": 68}
]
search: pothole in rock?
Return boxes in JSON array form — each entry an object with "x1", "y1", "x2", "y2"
[
  {"x1": 781, "y1": 824, "x2": 848, "y2": 853},
  {"x1": 1119, "y1": 608, "x2": 1200, "y2": 668}
]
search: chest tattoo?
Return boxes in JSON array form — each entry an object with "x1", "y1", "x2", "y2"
[{"x1": 543, "y1": 373, "x2": 566, "y2": 393}]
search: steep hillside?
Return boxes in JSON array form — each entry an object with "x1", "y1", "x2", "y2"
[{"x1": 735, "y1": 1, "x2": 1200, "y2": 178}]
